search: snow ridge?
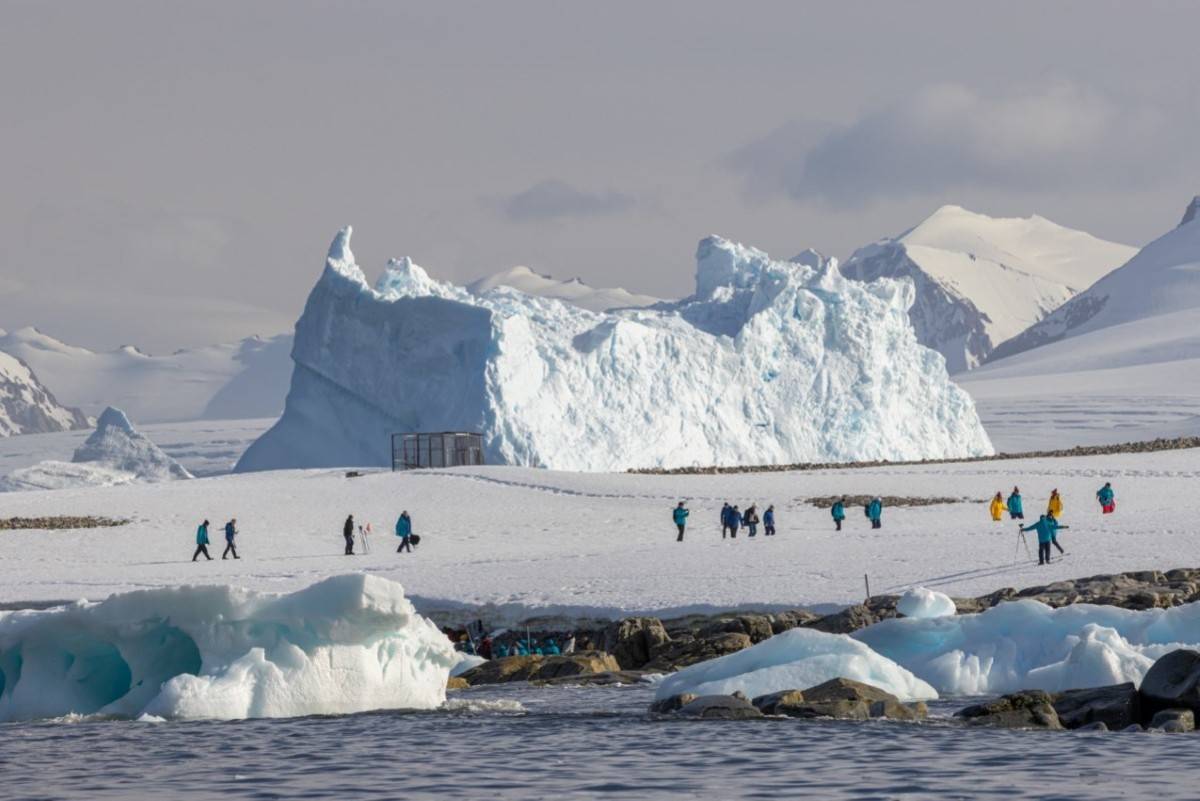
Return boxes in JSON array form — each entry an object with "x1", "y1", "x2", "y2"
[
  {"x1": 0, "y1": 349, "x2": 89, "y2": 437},
  {"x1": 237, "y1": 228, "x2": 992, "y2": 472}
]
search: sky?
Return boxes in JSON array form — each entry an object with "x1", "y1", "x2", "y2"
[{"x1": 2, "y1": 0, "x2": 1198, "y2": 351}]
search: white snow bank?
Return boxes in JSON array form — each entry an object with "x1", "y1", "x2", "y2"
[
  {"x1": 896, "y1": 587, "x2": 957, "y2": 619},
  {"x1": 853, "y1": 599, "x2": 1200, "y2": 695},
  {"x1": 0, "y1": 574, "x2": 456, "y2": 722},
  {"x1": 654, "y1": 627, "x2": 938, "y2": 702},
  {"x1": 0, "y1": 460, "x2": 136, "y2": 492},
  {"x1": 238, "y1": 227, "x2": 992, "y2": 472}
]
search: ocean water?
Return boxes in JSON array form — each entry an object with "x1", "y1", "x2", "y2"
[{"x1": 0, "y1": 683, "x2": 1192, "y2": 801}]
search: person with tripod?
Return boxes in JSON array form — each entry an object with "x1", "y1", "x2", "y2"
[
  {"x1": 1020, "y1": 515, "x2": 1059, "y2": 566},
  {"x1": 1047, "y1": 513, "x2": 1068, "y2": 557}
]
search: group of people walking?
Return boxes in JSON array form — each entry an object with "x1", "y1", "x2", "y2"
[
  {"x1": 192, "y1": 518, "x2": 239, "y2": 561},
  {"x1": 717, "y1": 502, "x2": 775, "y2": 539}
]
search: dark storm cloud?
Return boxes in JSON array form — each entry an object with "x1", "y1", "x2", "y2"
[{"x1": 498, "y1": 181, "x2": 635, "y2": 222}]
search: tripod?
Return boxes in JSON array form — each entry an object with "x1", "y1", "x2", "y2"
[{"x1": 1014, "y1": 526, "x2": 1033, "y2": 565}]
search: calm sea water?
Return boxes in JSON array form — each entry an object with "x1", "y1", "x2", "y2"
[{"x1": 0, "y1": 683, "x2": 1193, "y2": 801}]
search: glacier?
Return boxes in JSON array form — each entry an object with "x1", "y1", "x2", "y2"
[
  {"x1": 0, "y1": 574, "x2": 456, "y2": 722},
  {"x1": 237, "y1": 228, "x2": 992, "y2": 472}
]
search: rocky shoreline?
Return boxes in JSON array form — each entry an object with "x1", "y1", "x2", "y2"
[
  {"x1": 0, "y1": 515, "x2": 129, "y2": 531},
  {"x1": 629, "y1": 436, "x2": 1200, "y2": 475}
]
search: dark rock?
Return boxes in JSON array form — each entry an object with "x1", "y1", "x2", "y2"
[
  {"x1": 676, "y1": 694, "x2": 764, "y2": 720},
  {"x1": 642, "y1": 632, "x2": 752, "y2": 672},
  {"x1": 806, "y1": 605, "x2": 879, "y2": 634},
  {"x1": 1140, "y1": 649, "x2": 1200, "y2": 716},
  {"x1": 751, "y1": 689, "x2": 808, "y2": 716},
  {"x1": 957, "y1": 690, "x2": 1064, "y2": 730},
  {"x1": 1075, "y1": 721, "x2": 1109, "y2": 732},
  {"x1": 1052, "y1": 683, "x2": 1139, "y2": 730},
  {"x1": 648, "y1": 693, "x2": 698, "y2": 715},
  {"x1": 698, "y1": 614, "x2": 775, "y2": 644},
  {"x1": 1149, "y1": 709, "x2": 1195, "y2": 733},
  {"x1": 458, "y1": 652, "x2": 621, "y2": 685},
  {"x1": 446, "y1": 676, "x2": 469, "y2": 690},
  {"x1": 602, "y1": 617, "x2": 671, "y2": 670},
  {"x1": 769, "y1": 610, "x2": 821, "y2": 634},
  {"x1": 754, "y1": 678, "x2": 925, "y2": 721}
]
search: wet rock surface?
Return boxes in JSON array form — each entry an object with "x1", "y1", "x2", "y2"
[
  {"x1": 957, "y1": 690, "x2": 1064, "y2": 730},
  {"x1": 459, "y1": 652, "x2": 621, "y2": 686}
]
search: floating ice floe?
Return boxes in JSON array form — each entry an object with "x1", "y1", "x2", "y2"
[
  {"x1": 896, "y1": 587, "x2": 957, "y2": 619},
  {"x1": 0, "y1": 574, "x2": 455, "y2": 722}
]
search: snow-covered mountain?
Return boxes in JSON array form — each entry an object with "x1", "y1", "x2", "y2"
[
  {"x1": 840, "y1": 206, "x2": 1136, "y2": 373},
  {"x1": 236, "y1": 227, "x2": 991, "y2": 473},
  {"x1": 0, "y1": 350, "x2": 89, "y2": 437},
  {"x1": 0, "y1": 327, "x2": 292, "y2": 423},
  {"x1": 466, "y1": 266, "x2": 661, "y2": 312},
  {"x1": 988, "y1": 197, "x2": 1200, "y2": 362},
  {"x1": 960, "y1": 197, "x2": 1200, "y2": 450}
]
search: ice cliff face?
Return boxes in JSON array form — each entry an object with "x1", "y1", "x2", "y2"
[
  {"x1": 0, "y1": 350, "x2": 89, "y2": 437},
  {"x1": 236, "y1": 228, "x2": 993, "y2": 472},
  {"x1": 73, "y1": 407, "x2": 192, "y2": 481},
  {"x1": 841, "y1": 206, "x2": 1135, "y2": 373},
  {"x1": 0, "y1": 575, "x2": 456, "y2": 721}
]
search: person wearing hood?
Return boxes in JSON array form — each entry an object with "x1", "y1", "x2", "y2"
[
  {"x1": 720, "y1": 503, "x2": 735, "y2": 539},
  {"x1": 1007, "y1": 487, "x2": 1024, "y2": 520},
  {"x1": 1047, "y1": 490, "x2": 1064, "y2": 519},
  {"x1": 396, "y1": 511, "x2": 413, "y2": 553},
  {"x1": 867, "y1": 497, "x2": 883, "y2": 529},
  {"x1": 1097, "y1": 482, "x2": 1116, "y2": 514},
  {"x1": 1022, "y1": 515, "x2": 1060, "y2": 566},
  {"x1": 222, "y1": 518, "x2": 239, "y2": 559},
  {"x1": 763, "y1": 505, "x2": 776, "y2": 536},
  {"x1": 192, "y1": 519, "x2": 212, "y2": 562},
  {"x1": 831, "y1": 498, "x2": 846, "y2": 531},
  {"x1": 343, "y1": 514, "x2": 356, "y2": 555},
  {"x1": 989, "y1": 493, "x2": 1005, "y2": 522}
]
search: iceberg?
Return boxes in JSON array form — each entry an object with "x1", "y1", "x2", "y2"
[
  {"x1": 0, "y1": 574, "x2": 456, "y2": 722},
  {"x1": 237, "y1": 228, "x2": 992, "y2": 472},
  {"x1": 73, "y1": 406, "x2": 192, "y2": 481},
  {"x1": 654, "y1": 627, "x2": 938, "y2": 702},
  {"x1": 853, "y1": 599, "x2": 1200, "y2": 695}
]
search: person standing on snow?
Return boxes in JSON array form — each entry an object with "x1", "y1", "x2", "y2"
[
  {"x1": 192, "y1": 519, "x2": 212, "y2": 561},
  {"x1": 1007, "y1": 487, "x2": 1024, "y2": 520},
  {"x1": 1022, "y1": 515, "x2": 1057, "y2": 566},
  {"x1": 720, "y1": 503, "x2": 734, "y2": 538},
  {"x1": 222, "y1": 518, "x2": 239, "y2": 560},
  {"x1": 396, "y1": 511, "x2": 414, "y2": 553},
  {"x1": 764, "y1": 505, "x2": 776, "y2": 536},
  {"x1": 1097, "y1": 482, "x2": 1116, "y2": 514},
  {"x1": 989, "y1": 493, "x2": 1005, "y2": 522},
  {"x1": 1047, "y1": 513, "x2": 1068, "y2": 556},
  {"x1": 343, "y1": 514, "x2": 356, "y2": 555},
  {"x1": 744, "y1": 505, "x2": 760, "y2": 537},
  {"x1": 832, "y1": 498, "x2": 846, "y2": 531},
  {"x1": 867, "y1": 497, "x2": 883, "y2": 529},
  {"x1": 1047, "y1": 489, "x2": 1064, "y2": 519},
  {"x1": 673, "y1": 501, "x2": 689, "y2": 542}
]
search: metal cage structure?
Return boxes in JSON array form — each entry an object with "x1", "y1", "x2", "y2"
[{"x1": 391, "y1": 432, "x2": 485, "y2": 471}]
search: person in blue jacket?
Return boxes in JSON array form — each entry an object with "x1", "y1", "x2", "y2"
[
  {"x1": 1021, "y1": 515, "x2": 1059, "y2": 565},
  {"x1": 1097, "y1": 482, "x2": 1116, "y2": 514},
  {"x1": 720, "y1": 503, "x2": 734, "y2": 538},
  {"x1": 1047, "y1": 513, "x2": 1069, "y2": 556},
  {"x1": 222, "y1": 518, "x2": 239, "y2": 560},
  {"x1": 832, "y1": 498, "x2": 846, "y2": 531},
  {"x1": 192, "y1": 519, "x2": 212, "y2": 561},
  {"x1": 544, "y1": 638, "x2": 561, "y2": 655},
  {"x1": 395, "y1": 511, "x2": 413, "y2": 553},
  {"x1": 764, "y1": 505, "x2": 776, "y2": 536},
  {"x1": 1006, "y1": 487, "x2": 1024, "y2": 521},
  {"x1": 673, "y1": 501, "x2": 689, "y2": 542},
  {"x1": 867, "y1": 497, "x2": 883, "y2": 529},
  {"x1": 729, "y1": 505, "x2": 741, "y2": 538}
]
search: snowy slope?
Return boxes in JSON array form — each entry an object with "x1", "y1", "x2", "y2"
[
  {"x1": 988, "y1": 196, "x2": 1200, "y2": 361},
  {"x1": 0, "y1": 446, "x2": 1194, "y2": 619},
  {"x1": 466, "y1": 266, "x2": 661, "y2": 311},
  {"x1": 0, "y1": 349, "x2": 89, "y2": 437},
  {"x1": 841, "y1": 206, "x2": 1136, "y2": 373},
  {"x1": 0, "y1": 327, "x2": 292, "y2": 423},
  {"x1": 237, "y1": 228, "x2": 991, "y2": 472}
]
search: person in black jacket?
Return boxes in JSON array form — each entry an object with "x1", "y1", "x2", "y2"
[{"x1": 343, "y1": 514, "x2": 355, "y2": 555}]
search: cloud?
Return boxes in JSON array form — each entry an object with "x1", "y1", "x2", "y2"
[
  {"x1": 497, "y1": 180, "x2": 634, "y2": 222},
  {"x1": 728, "y1": 83, "x2": 1179, "y2": 207}
]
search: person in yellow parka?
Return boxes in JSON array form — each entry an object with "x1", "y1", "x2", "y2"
[
  {"x1": 989, "y1": 492, "x2": 1005, "y2": 522},
  {"x1": 1048, "y1": 489, "x2": 1064, "y2": 519}
]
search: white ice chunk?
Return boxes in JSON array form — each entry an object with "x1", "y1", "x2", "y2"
[
  {"x1": 0, "y1": 574, "x2": 456, "y2": 722},
  {"x1": 654, "y1": 627, "x2": 938, "y2": 702},
  {"x1": 896, "y1": 587, "x2": 957, "y2": 619}
]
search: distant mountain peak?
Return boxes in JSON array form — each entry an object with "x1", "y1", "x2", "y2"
[{"x1": 1181, "y1": 196, "x2": 1200, "y2": 227}]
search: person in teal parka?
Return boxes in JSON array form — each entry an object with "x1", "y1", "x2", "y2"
[
  {"x1": 867, "y1": 497, "x2": 883, "y2": 529},
  {"x1": 192, "y1": 519, "x2": 212, "y2": 562},
  {"x1": 1006, "y1": 487, "x2": 1024, "y2": 520},
  {"x1": 395, "y1": 511, "x2": 413, "y2": 553},
  {"x1": 673, "y1": 501, "x2": 689, "y2": 542},
  {"x1": 1097, "y1": 482, "x2": 1116, "y2": 514},
  {"x1": 1021, "y1": 515, "x2": 1059, "y2": 565},
  {"x1": 831, "y1": 498, "x2": 846, "y2": 531}
]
